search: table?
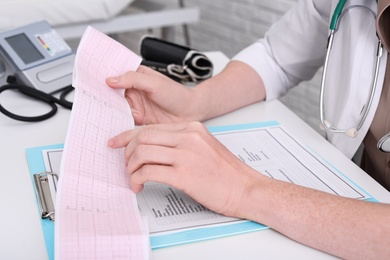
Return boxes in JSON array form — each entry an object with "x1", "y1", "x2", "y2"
[{"x1": 1, "y1": 52, "x2": 390, "y2": 260}]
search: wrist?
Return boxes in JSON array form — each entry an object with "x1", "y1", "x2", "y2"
[
  {"x1": 188, "y1": 83, "x2": 212, "y2": 121},
  {"x1": 234, "y1": 172, "x2": 273, "y2": 223}
]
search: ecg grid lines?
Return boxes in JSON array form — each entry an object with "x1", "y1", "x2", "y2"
[{"x1": 56, "y1": 27, "x2": 149, "y2": 260}]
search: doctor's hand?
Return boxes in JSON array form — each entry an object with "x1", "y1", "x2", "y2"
[
  {"x1": 106, "y1": 66, "x2": 200, "y2": 125},
  {"x1": 108, "y1": 121, "x2": 261, "y2": 218}
]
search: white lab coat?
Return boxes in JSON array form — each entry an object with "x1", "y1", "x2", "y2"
[{"x1": 233, "y1": 0, "x2": 388, "y2": 159}]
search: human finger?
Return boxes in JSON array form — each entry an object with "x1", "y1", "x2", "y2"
[
  {"x1": 108, "y1": 129, "x2": 140, "y2": 148},
  {"x1": 130, "y1": 164, "x2": 178, "y2": 193},
  {"x1": 123, "y1": 89, "x2": 144, "y2": 124},
  {"x1": 123, "y1": 122, "x2": 199, "y2": 163},
  {"x1": 127, "y1": 144, "x2": 177, "y2": 179},
  {"x1": 108, "y1": 122, "x2": 191, "y2": 149},
  {"x1": 106, "y1": 65, "x2": 169, "y2": 92}
]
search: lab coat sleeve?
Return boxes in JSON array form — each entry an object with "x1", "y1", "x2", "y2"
[{"x1": 232, "y1": 0, "x2": 331, "y2": 100}]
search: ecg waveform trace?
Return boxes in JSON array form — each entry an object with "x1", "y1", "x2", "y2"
[{"x1": 55, "y1": 26, "x2": 149, "y2": 260}]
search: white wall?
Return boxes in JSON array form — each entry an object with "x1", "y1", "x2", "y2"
[
  {"x1": 177, "y1": 0, "x2": 323, "y2": 135},
  {"x1": 118, "y1": 0, "x2": 324, "y2": 135},
  {"x1": 177, "y1": 0, "x2": 294, "y2": 57}
]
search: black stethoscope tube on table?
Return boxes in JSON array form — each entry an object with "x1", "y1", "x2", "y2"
[{"x1": 0, "y1": 84, "x2": 73, "y2": 122}]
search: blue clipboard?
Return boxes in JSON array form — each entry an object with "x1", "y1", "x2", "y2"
[
  {"x1": 25, "y1": 122, "x2": 280, "y2": 259},
  {"x1": 26, "y1": 143, "x2": 64, "y2": 260},
  {"x1": 25, "y1": 120, "x2": 376, "y2": 258}
]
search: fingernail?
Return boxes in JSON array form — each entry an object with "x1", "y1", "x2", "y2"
[
  {"x1": 107, "y1": 138, "x2": 115, "y2": 147},
  {"x1": 107, "y1": 76, "x2": 119, "y2": 84}
]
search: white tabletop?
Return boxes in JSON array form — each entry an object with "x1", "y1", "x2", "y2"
[{"x1": 1, "y1": 52, "x2": 389, "y2": 260}]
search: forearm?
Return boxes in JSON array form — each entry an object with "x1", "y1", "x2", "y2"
[
  {"x1": 240, "y1": 174, "x2": 390, "y2": 259},
  {"x1": 191, "y1": 60, "x2": 266, "y2": 121}
]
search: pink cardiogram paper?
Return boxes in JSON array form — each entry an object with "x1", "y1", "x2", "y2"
[{"x1": 55, "y1": 26, "x2": 149, "y2": 259}]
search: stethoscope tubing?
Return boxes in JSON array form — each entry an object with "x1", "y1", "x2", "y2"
[
  {"x1": 0, "y1": 84, "x2": 73, "y2": 122},
  {"x1": 320, "y1": 0, "x2": 390, "y2": 153},
  {"x1": 319, "y1": 2, "x2": 382, "y2": 138}
]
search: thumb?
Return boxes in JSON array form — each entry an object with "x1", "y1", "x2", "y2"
[
  {"x1": 106, "y1": 65, "x2": 165, "y2": 91},
  {"x1": 106, "y1": 76, "x2": 121, "y2": 87}
]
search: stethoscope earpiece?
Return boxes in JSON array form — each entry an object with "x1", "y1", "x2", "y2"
[
  {"x1": 345, "y1": 128, "x2": 357, "y2": 138},
  {"x1": 319, "y1": 121, "x2": 357, "y2": 138}
]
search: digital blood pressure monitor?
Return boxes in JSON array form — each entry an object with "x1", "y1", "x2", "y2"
[{"x1": 0, "y1": 20, "x2": 74, "y2": 93}]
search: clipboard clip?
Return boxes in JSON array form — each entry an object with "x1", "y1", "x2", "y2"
[{"x1": 33, "y1": 172, "x2": 58, "y2": 221}]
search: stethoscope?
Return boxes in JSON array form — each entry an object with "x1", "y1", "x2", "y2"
[
  {"x1": 0, "y1": 76, "x2": 73, "y2": 122},
  {"x1": 320, "y1": 0, "x2": 390, "y2": 153}
]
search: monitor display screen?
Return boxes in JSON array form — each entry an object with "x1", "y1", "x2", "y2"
[{"x1": 6, "y1": 33, "x2": 44, "y2": 65}]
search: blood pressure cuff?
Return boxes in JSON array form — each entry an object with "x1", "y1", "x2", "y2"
[{"x1": 139, "y1": 36, "x2": 213, "y2": 83}]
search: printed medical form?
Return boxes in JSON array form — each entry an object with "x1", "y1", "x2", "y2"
[{"x1": 42, "y1": 122, "x2": 370, "y2": 236}]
